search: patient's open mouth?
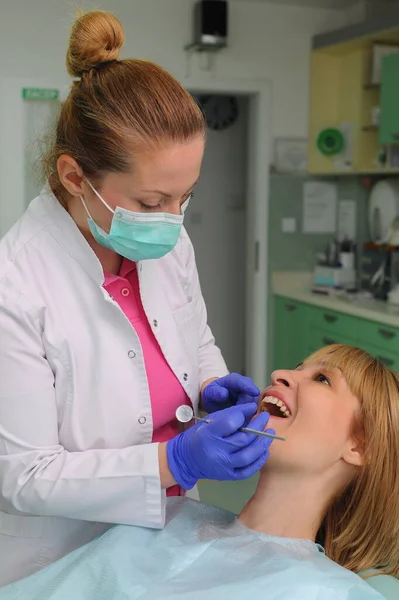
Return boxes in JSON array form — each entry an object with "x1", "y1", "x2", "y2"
[{"x1": 261, "y1": 396, "x2": 291, "y2": 418}]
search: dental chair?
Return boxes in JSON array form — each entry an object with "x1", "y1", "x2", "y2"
[{"x1": 360, "y1": 569, "x2": 399, "y2": 600}]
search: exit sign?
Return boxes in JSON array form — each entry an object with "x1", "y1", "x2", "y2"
[{"x1": 22, "y1": 88, "x2": 59, "y2": 101}]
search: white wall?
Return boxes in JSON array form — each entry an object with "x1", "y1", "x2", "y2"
[
  {"x1": 0, "y1": 0, "x2": 360, "y2": 140},
  {"x1": 347, "y1": 1, "x2": 367, "y2": 22},
  {"x1": 0, "y1": 0, "x2": 360, "y2": 234}
]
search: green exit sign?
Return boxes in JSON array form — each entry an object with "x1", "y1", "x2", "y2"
[{"x1": 22, "y1": 88, "x2": 59, "y2": 101}]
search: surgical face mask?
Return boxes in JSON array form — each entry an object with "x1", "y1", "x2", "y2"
[{"x1": 80, "y1": 180, "x2": 190, "y2": 262}]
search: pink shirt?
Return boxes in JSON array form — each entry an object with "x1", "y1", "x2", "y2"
[{"x1": 103, "y1": 259, "x2": 191, "y2": 497}]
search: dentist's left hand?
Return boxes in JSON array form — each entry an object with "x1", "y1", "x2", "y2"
[{"x1": 202, "y1": 373, "x2": 260, "y2": 414}]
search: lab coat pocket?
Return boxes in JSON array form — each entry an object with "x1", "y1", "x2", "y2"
[{"x1": 173, "y1": 301, "x2": 200, "y2": 367}]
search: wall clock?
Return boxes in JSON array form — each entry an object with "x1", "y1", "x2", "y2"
[{"x1": 199, "y1": 95, "x2": 239, "y2": 131}]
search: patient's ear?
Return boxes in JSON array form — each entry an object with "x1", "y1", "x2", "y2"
[{"x1": 343, "y1": 438, "x2": 364, "y2": 467}]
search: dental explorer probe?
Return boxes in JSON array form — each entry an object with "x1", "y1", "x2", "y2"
[{"x1": 175, "y1": 405, "x2": 286, "y2": 442}]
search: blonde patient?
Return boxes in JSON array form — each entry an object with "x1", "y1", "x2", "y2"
[
  {"x1": 0, "y1": 344, "x2": 398, "y2": 599},
  {"x1": 242, "y1": 343, "x2": 399, "y2": 578}
]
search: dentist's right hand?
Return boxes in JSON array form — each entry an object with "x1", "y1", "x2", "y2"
[{"x1": 166, "y1": 403, "x2": 274, "y2": 490}]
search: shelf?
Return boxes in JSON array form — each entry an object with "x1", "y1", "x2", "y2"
[
  {"x1": 312, "y1": 14, "x2": 399, "y2": 53},
  {"x1": 362, "y1": 124, "x2": 379, "y2": 131},
  {"x1": 307, "y1": 168, "x2": 399, "y2": 177}
]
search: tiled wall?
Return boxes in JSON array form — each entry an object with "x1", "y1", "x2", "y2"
[{"x1": 268, "y1": 174, "x2": 370, "y2": 271}]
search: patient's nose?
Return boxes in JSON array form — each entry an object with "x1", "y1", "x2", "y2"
[{"x1": 271, "y1": 369, "x2": 296, "y2": 388}]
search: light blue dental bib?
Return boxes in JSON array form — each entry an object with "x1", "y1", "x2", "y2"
[{"x1": 0, "y1": 498, "x2": 384, "y2": 599}]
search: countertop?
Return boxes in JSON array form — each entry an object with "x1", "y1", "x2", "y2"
[{"x1": 272, "y1": 272, "x2": 399, "y2": 328}]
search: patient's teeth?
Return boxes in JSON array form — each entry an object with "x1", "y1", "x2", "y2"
[{"x1": 262, "y1": 396, "x2": 292, "y2": 418}]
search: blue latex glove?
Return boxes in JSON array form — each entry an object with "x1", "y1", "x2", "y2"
[
  {"x1": 202, "y1": 373, "x2": 260, "y2": 414},
  {"x1": 166, "y1": 403, "x2": 274, "y2": 490}
]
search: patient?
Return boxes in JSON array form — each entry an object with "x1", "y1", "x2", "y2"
[{"x1": 0, "y1": 344, "x2": 398, "y2": 599}]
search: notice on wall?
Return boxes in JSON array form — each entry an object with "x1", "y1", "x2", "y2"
[
  {"x1": 302, "y1": 182, "x2": 337, "y2": 234},
  {"x1": 337, "y1": 200, "x2": 356, "y2": 242}
]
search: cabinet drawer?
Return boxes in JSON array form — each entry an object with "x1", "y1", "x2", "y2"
[
  {"x1": 308, "y1": 328, "x2": 357, "y2": 354},
  {"x1": 276, "y1": 297, "x2": 302, "y2": 314},
  {"x1": 357, "y1": 319, "x2": 399, "y2": 355},
  {"x1": 310, "y1": 307, "x2": 356, "y2": 338},
  {"x1": 274, "y1": 297, "x2": 309, "y2": 370},
  {"x1": 361, "y1": 343, "x2": 399, "y2": 372}
]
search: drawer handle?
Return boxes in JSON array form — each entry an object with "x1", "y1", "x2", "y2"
[
  {"x1": 378, "y1": 328, "x2": 395, "y2": 340},
  {"x1": 284, "y1": 303, "x2": 297, "y2": 312},
  {"x1": 323, "y1": 313, "x2": 337, "y2": 323},
  {"x1": 323, "y1": 337, "x2": 336, "y2": 346},
  {"x1": 377, "y1": 355, "x2": 394, "y2": 367}
]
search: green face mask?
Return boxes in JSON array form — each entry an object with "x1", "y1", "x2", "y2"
[{"x1": 80, "y1": 180, "x2": 190, "y2": 262}]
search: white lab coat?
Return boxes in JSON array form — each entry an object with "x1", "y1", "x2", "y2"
[{"x1": 0, "y1": 188, "x2": 228, "y2": 585}]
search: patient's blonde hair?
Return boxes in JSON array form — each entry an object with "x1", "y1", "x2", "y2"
[{"x1": 304, "y1": 344, "x2": 399, "y2": 577}]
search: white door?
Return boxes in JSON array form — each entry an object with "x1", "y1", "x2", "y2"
[
  {"x1": 185, "y1": 96, "x2": 249, "y2": 374},
  {"x1": 0, "y1": 77, "x2": 69, "y2": 237},
  {"x1": 186, "y1": 79, "x2": 271, "y2": 387}
]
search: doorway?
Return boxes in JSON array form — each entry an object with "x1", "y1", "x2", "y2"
[
  {"x1": 186, "y1": 78, "x2": 271, "y2": 387},
  {"x1": 0, "y1": 77, "x2": 69, "y2": 238},
  {"x1": 24, "y1": 99, "x2": 61, "y2": 207},
  {"x1": 186, "y1": 95, "x2": 249, "y2": 374}
]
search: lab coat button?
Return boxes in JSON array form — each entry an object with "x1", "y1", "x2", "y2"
[
  {"x1": 128, "y1": 350, "x2": 136, "y2": 358},
  {"x1": 153, "y1": 319, "x2": 158, "y2": 327},
  {"x1": 183, "y1": 373, "x2": 188, "y2": 381},
  {"x1": 138, "y1": 416, "x2": 146, "y2": 425},
  {"x1": 121, "y1": 288, "x2": 130, "y2": 297}
]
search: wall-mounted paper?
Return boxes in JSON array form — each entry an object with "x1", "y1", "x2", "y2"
[
  {"x1": 337, "y1": 200, "x2": 356, "y2": 242},
  {"x1": 302, "y1": 182, "x2": 337, "y2": 234}
]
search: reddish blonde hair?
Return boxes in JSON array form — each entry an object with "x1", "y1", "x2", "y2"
[
  {"x1": 304, "y1": 344, "x2": 399, "y2": 577},
  {"x1": 43, "y1": 10, "x2": 205, "y2": 197}
]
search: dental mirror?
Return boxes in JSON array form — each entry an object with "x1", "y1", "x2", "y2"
[
  {"x1": 175, "y1": 405, "x2": 285, "y2": 441},
  {"x1": 175, "y1": 405, "x2": 200, "y2": 424}
]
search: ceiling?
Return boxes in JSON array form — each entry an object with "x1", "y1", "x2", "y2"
[{"x1": 235, "y1": 0, "x2": 361, "y2": 8}]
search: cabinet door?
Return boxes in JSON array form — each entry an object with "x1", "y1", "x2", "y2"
[
  {"x1": 308, "y1": 328, "x2": 357, "y2": 355},
  {"x1": 274, "y1": 297, "x2": 308, "y2": 371},
  {"x1": 361, "y1": 343, "x2": 399, "y2": 372},
  {"x1": 310, "y1": 307, "x2": 356, "y2": 339},
  {"x1": 380, "y1": 53, "x2": 399, "y2": 145},
  {"x1": 356, "y1": 319, "x2": 399, "y2": 355}
]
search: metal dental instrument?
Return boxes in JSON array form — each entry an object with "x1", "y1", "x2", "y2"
[{"x1": 175, "y1": 405, "x2": 286, "y2": 442}]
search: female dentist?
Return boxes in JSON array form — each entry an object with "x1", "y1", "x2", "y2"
[{"x1": 0, "y1": 10, "x2": 273, "y2": 586}]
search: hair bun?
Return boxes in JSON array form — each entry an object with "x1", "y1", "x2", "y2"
[{"x1": 66, "y1": 10, "x2": 124, "y2": 78}]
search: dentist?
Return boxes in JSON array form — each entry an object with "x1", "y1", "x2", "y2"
[{"x1": 0, "y1": 10, "x2": 273, "y2": 586}]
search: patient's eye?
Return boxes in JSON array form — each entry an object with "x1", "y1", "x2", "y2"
[{"x1": 314, "y1": 372, "x2": 331, "y2": 386}]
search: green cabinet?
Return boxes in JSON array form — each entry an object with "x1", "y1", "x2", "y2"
[
  {"x1": 309, "y1": 307, "x2": 356, "y2": 339},
  {"x1": 307, "y1": 306, "x2": 357, "y2": 354},
  {"x1": 356, "y1": 319, "x2": 399, "y2": 353},
  {"x1": 274, "y1": 295, "x2": 399, "y2": 370},
  {"x1": 361, "y1": 342, "x2": 399, "y2": 371},
  {"x1": 380, "y1": 53, "x2": 399, "y2": 145},
  {"x1": 308, "y1": 328, "x2": 357, "y2": 355},
  {"x1": 273, "y1": 297, "x2": 309, "y2": 371}
]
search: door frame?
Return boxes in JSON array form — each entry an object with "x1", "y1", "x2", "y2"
[
  {"x1": 0, "y1": 77, "x2": 70, "y2": 237},
  {"x1": 184, "y1": 77, "x2": 272, "y2": 387}
]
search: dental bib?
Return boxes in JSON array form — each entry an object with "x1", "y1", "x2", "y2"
[{"x1": 0, "y1": 499, "x2": 383, "y2": 600}]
